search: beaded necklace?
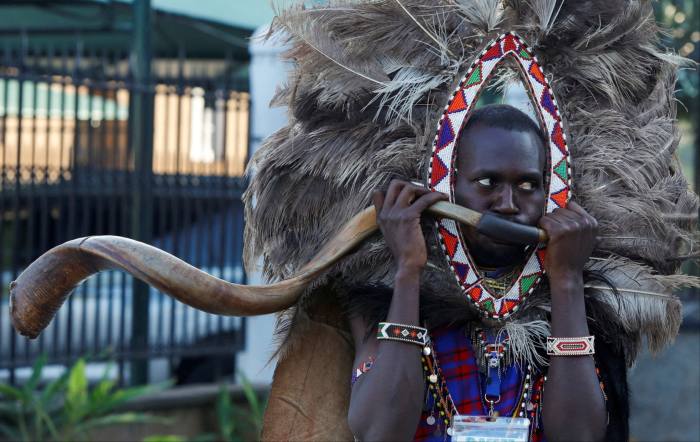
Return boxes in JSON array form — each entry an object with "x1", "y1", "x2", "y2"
[
  {"x1": 471, "y1": 328, "x2": 512, "y2": 375},
  {"x1": 481, "y1": 266, "x2": 521, "y2": 299}
]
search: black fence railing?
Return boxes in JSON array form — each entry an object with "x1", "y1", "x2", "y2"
[{"x1": 0, "y1": 42, "x2": 250, "y2": 385}]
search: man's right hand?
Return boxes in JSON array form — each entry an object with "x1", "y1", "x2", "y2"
[{"x1": 372, "y1": 179, "x2": 447, "y2": 271}]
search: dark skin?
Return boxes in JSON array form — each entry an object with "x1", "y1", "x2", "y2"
[{"x1": 347, "y1": 124, "x2": 607, "y2": 441}]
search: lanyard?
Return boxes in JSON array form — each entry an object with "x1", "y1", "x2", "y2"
[{"x1": 483, "y1": 332, "x2": 503, "y2": 416}]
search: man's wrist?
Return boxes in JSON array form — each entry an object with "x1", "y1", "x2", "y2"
[
  {"x1": 548, "y1": 270, "x2": 585, "y2": 308},
  {"x1": 547, "y1": 268, "x2": 583, "y2": 290},
  {"x1": 395, "y1": 265, "x2": 421, "y2": 284}
]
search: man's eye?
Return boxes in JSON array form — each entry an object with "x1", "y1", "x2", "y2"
[
  {"x1": 519, "y1": 181, "x2": 535, "y2": 190},
  {"x1": 477, "y1": 178, "x2": 493, "y2": 187}
]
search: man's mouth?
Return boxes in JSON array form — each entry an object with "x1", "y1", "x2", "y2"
[{"x1": 479, "y1": 216, "x2": 531, "y2": 246}]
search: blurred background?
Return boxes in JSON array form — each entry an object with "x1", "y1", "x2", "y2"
[{"x1": 0, "y1": 1, "x2": 697, "y2": 441}]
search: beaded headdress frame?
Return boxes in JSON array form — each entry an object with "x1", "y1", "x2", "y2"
[{"x1": 428, "y1": 33, "x2": 572, "y2": 320}]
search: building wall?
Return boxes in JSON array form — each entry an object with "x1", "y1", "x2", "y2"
[{"x1": 234, "y1": 25, "x2": 290, "y2": 385}]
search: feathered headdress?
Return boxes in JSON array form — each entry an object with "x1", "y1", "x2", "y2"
[{"x1": 243, "y1": 1, "x2": 698, "y2": 438}]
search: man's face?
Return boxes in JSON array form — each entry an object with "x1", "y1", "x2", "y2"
[{"x1": 454, "y1": 123, "x2": 546, "y2": 268}]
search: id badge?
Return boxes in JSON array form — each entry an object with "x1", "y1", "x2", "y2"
[{"x1": 451, "y1": 416, "x2": 530, "y2": 442}]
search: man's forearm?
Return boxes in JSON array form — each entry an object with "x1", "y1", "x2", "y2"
[
  {"x1": 349, "y1": 268, "x2": 425, "y2": 441},
  {"x1": 542, "y1": 273, "x2": 607, "y2": 442}
]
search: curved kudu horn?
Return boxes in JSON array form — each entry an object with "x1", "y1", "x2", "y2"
[{"x1": 9, "y1": 201, "x2": 547, "y2": 339}]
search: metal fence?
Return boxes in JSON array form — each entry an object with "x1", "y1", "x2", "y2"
[{"x1": 0, "y1": 42, "x2": 250, "y2": 384}]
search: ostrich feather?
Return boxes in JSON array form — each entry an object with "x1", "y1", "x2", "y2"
[
  {"x1": 452, "y1": 0, "x2": 504, "y2": 34},
  {"x1": 584, "y1": 255, "x2": 694, "y2": 356},
  {"x1": 393, "y1": 0, "x2": 456, "y2": 59},
  {"x1": 585, "y1": 285, "x2": 689, "y2": 300},
  {"x1": 525, "y1": 0, "x2": 564, "y2": 35},
  {"x1": 273, "y1": 6, "x2": 389, "y2": 87},
  {"x1": 503, "y1": 320, "x2": 550, "y2": 368},
  {"x1": 372, "y1": 60, "x2": 456, "y2": 124}
]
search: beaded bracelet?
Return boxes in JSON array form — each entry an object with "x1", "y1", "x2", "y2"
[
  {"x1": 377, "y1": 322, "x2": 429, "y2": 346},
  {"x1": 546, "y1": 336, "x2": 595, "y2": 356}
]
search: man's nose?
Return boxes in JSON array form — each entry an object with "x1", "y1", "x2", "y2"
[{"x1": 492, "y1": 186, "x2": 518, "y2": 215}]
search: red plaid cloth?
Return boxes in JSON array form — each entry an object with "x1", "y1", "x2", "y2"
[{"x1": 414, "y1": 325, "x2": 546, "y2": 441}]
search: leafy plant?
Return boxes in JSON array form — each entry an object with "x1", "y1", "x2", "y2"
[
  {"x1": 145, "y1": 375, "x2": 267, "y2": 442},
  {"x1": 195, "y1": 376, "x2": 267, "y2": 442},
  {"x1": 0, "y1": 355, "x2": 171, "y2": 442},
  {"x1": 228, "y1": 375, "x2": 266, "y2": 440},
  {"x1": 143, "y1": 436, "x2": 186, "y2": 442}
]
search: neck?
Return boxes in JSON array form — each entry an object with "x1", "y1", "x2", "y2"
[{"x1": 481, "y1": 264, "x2": 518, "y2": 277}]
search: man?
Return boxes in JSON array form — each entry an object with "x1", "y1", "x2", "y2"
[
  {"x1": 247, "y1": 2, "x2": 693, "y2": 441},
  {"x1": 348, "y1": 105, "x2": 613, "y2": 441}
]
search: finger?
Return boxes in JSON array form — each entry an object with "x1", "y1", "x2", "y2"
[
  {"x1": 407, "y1": 191, "x2": 448, "y2": 215},
  {"x1": 566, "y1": 201, "x2": 594, "y2": 225},
  {"x1": 538, "y1": 214, "x2": 565, "y2": 237},
  {"x1": 545, "y1": 209, "x2": 589, "y2": 237},
  {"x1": 551, "y1": 208, "x2": 580, "y2": 224},
  {"x1": 396, "y1": 184, "x2": 431, "y2": 207},
  {"x1": 384, "y1": 179, "x2": 407, "y2": 208},
  {"x1": 553, "y1": 206, "x2": 593, "y2": 230},
  {"x1": 589, "y1": 214, "x2": 599, "y2": 231},
  {"x1": 539, "y1": 211, "x2": 566, "y2": 228},
  {"x1": 567, "y1": 202, "x2": 598, "y2": 228},
  {"x1": 538, "y1": 215, "x2": 556, "y2": 231},
  {"x1": 372, "y1": 190, "x2": 385, "y2": 214},
  {"x1": 566, "y1": 201, "x2": 589, "y2": 217}
]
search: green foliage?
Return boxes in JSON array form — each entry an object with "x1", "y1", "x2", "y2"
[
  {"x1": 234, "y1": 375, "x2": 266, "y2": 439},
  {"x1": 146, "y1": 375, "x2": 268, "y2": 442},
  {"x1": 0, "y1": 355, "x2": 171, "y2": 442},
  {"x1": 201, "y1": 376, "x2": 267, "y2": 442},
  {"x1": 143, "y1": 436, "x2": 187, "y2": 442}
]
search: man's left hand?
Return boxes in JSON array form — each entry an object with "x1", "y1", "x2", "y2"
[{"x1": 538, "y1": 201, "x2": 597, "y2": 280}]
